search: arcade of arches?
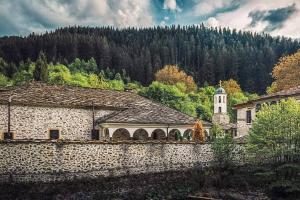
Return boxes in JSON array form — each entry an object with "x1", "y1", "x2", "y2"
[{"x1": 101, "y1": 126, "x2": 209, "y2": 141}]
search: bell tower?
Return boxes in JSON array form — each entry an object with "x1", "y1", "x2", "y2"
[{"x1": 212, "y1": 81, "x2": 230, "y2": 125}]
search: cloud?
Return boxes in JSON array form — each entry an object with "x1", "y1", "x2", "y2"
[
  {"x1": 0, "y1": 0, "x2": 154, "y2": 36},
  {"x1": 248, "y1": 4, "x2": 297, "y2": 32},
  {"x1": 163, "y1": 0, "x2": 181, "y2": 12},
  {"x1": 0, "y1": 0, "x2": 300, "y2": 38},
  {"x1": 208, "y1": 0, "x2": 300, "y2": 38},
  {"x1": 193, "y1": 0, "x2": 241, "y2": 16},
  {"x1": 204, "y1": 17, "x2": 220, "y2": 27}
]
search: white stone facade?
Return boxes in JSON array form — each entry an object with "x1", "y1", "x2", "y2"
[
  {"x1": 0, "y1": 105, "x2": 113, "y2": 140},
  {"x1": 214, "y1": 93, "x2": 227, "y2": 114},
  {"x1": 236, "y1": 94, "x2": 300, "y2": 137}
]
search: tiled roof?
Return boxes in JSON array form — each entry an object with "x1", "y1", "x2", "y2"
[
  {"x1": 233, "y1": 85, "x2": 300, "y2": 108},
  {"x1": 0, "y1": 82, "x2": 205, "y2": 125}
]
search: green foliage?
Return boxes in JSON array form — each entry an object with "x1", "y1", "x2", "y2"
[
  {"x1": 33, "y1": 51, "x2": 48, "y2": 82},
  {"x1": 140, "y1": 81, "x2": 196, "y2": 116},
  {"x1": 48, "y1": 64, "x2": 71, "y2": 84},
  {"x1": 246, "y1": 98, "x2": 300, "y2": 164},
  {"x1": 212, "y1": 129, "x2": 236, "y2": 169},
  {"x1": 68, "y1": 58, "x2": 97, "y2": 73},
  {"x1": 0, "y1": 73, "x2": 10, "y2": 86}
]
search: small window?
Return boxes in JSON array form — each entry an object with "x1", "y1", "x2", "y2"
[
  {"x1": 218, "y1": 107, "x2": 222, "y2": 113},
  {"x1": 256, "y1": 103, "x2": 261, "y2": 112},
  {"x1": 91, "y1": 129, "x2": 100, "y2": 140},
  {"x1": 223, "y1": 96, "x2": 225, "y2": 103},
  {"x1": 49, "y1": 130, "x2": 60, "y2": 140},
  {"x1": 270, "y1": 101, "x2": 277, "y2": 105},
  {"x1": 233, "y1": 129, "x2": 237, "y2": 137},
  {"x1": 219, "y1": 96, "x2": 221, "y2": 103},
  {"x1": 4, "y1": 132, "x2": 13, "y2": 140},
  {"x1": 246, "y1": 110, "x2": 252, "y2": 124}
]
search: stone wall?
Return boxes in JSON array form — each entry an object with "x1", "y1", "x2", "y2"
[
  {"x1": 0, "y1": 141, "x2": 213, "y2": 183},
  {"x1": 0, "y1": 105, "x2": 113, "y2": 140}
]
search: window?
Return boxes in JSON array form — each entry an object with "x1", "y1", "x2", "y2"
[
  {"x1": 223, "y1": 96, "x2": 225, "y2": 103},
  {"x1": 49, "y1": 129, "x2": 60, "y2": 140},
  {"x1": 246, "y1": 110, "x2": 252, "y2": 124},
  {"x1": 256, "y1": 103, "x2": 261, "y2": 112},
  {"x1": 3, "y1": 132, "x2": 13, "y2": 140},
  {"x1": 218, "y1": 107, "x2": 222, "y2": 113},
  {"x1": 233, "y1": 129, "x2": 237, "y2": 137},
  {"x1": 270, "y1": 101, "x2": 277, "y2": 105},
  {"x1": 219, "y1": 96, "x2": 221, "y2": 103},
  {"x1": 91, "y1": 129, "x2": 100, "y2": 140}
]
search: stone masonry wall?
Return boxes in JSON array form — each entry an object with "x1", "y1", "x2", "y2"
[
  {"x1": 0, "y1": 105, "x2": 113, "y2": 140},
  {"x1": 0, "y1": 141, "x2": 213, "y2": 183}
]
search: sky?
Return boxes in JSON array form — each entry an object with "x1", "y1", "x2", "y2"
[{"x1": 0, "y1": 0, "x2": 300, "y2": 38}]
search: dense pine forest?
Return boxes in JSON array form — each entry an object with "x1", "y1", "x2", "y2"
[{"x1": 0, "y1": 25, "x2": 299, "y2": 93}]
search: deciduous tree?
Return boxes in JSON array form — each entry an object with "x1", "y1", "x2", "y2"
[
  {"x1": 246, "y1": 98, "x2": 300, "y2": 163},
  {"x1": 267, "y1": 50, "x2": 300, "y2": 93},
  {"x1": 155, "y1": 65, "x2": 197, "y2": 92}
]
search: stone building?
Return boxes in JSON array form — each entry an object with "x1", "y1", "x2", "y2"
[
  {"x1": 233, "y1": 85, "x2": 300, "y2": 137},
  {"x1": 212, "y1": 83, "x2": 237, "y2": 137},
  {"x1": 0, "y1": 82, "x2": 211, "y2": 141}
]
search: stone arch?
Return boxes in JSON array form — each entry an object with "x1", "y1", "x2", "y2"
[
  {"x1": 133, "y1": 129, "x2": 149, "y2": 141},
  {"x1": 168, "y1": 129, "x2": 181, "y2": 141},
  {"x1": 151, "y1": 129, "x2": 166, "y2": 140},
  {"x1": 112, "y1": 128, "x2": 130, "y2": 141},
  {"x1": 183, "y1": 129, "x2": 193, "y2": 141}
]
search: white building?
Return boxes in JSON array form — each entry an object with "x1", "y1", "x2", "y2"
[
  {"x1": 233, "y1": 85, "x2": 300, "y2": 137},
  {"x1": 0, "y1": 82, "x2": 211, "y2": 141}
]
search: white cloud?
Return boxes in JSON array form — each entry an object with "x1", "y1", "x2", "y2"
[
  {"x1": 193, "y1": 0, "x2": 235, "y2": 16},
  {"x1": 0, "y1": 0, "x2": 154, "y2": 36},
  {"x1": 163, "y1": 0, "x2": 181, "y2": 12},
  {"x1": 208, "y1": 0, "x2": 300, "y2": 38},
  {"x1": 204, "y1": 17, "x2": 220, "y2": 27}
]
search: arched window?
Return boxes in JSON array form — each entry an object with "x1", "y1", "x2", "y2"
[
  {"x1": 168, "y1": 129, "x2": 181, "y2": 141},
  {"x1": 151, "y1": 129, "x2": 166, "y2": 140},
  {"x1": 219, "y1": 96, "x2": 221, "y2": 103},
  {"x1": 133, "y1": 129, "x2": 149, "y2": 141},
  {"x1": 183, "y1": 129, "x2": 193, "y2": 141},
  {"x1": 219, "y1": 107, "x2": 222, "y2": 113},
  {"x1": 112, "y1": 128, "x2": 130, "y2": 141}
]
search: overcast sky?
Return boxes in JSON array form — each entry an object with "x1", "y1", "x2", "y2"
[{"x1": 0, "y1": 0, "x2": 299, "y2": 38}]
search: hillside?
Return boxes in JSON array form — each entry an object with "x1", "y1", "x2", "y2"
[{"x1": 0, "y1": 25, "x2": 299, "y2": 94}]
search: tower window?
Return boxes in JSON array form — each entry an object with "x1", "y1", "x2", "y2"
[
  {"x1": 49, "y1": 129, "x2": 60, "y2": 140},
  {"x1": 219, "y1": 96, "x2": 221, "y2": 103},
  {"x1": 218, "y1": 107, "x2": 222, "y2": 113},
  {"x1": 223, "y1": 96, "x2": 225, "y2": 103},
  {"x1": 246, "y1": 110, "x2": 252, "y2": 124}
]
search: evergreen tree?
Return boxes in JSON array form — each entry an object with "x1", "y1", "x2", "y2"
[{"x1": 33, "y1": 51, "x2": 48, "y2": 82}]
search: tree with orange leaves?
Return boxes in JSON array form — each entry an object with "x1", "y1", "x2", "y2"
[
  {"x1": 221, "y1": 79, "x2": 242, "y2": 95},
  {"x1": 155, "y1": 65, "x2": 197, "y2": 92},
  {"x1": 192, "y1": 120, "x2": 205, "y2": 143},
  {"x1": 267, "y1": 49, "x2": 300, "y2": 93}
]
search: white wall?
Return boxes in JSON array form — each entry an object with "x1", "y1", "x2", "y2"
[{"x1": 0, "y1": 105, "x2": 113, "y2": 140}]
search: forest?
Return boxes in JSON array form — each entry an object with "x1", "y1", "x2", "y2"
[{"x1": 0, "y1": 25, "x2": 300, "y2": 94}]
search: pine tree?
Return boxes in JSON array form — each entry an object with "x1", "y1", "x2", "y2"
[{"x1": 33, "y1": 51, "x2": 48, "y2": 82}]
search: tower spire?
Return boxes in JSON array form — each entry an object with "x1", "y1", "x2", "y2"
[{"x1": 219, "y1": 80, "x2": 222, "y2": 87}]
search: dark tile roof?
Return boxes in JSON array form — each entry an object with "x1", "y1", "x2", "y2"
[
  {"x1": 233, "y1": 85, "x2": 300, "y2": 108},
  {"x1": 0, "y1": 82, "x2": 206, "y2": 125}
]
